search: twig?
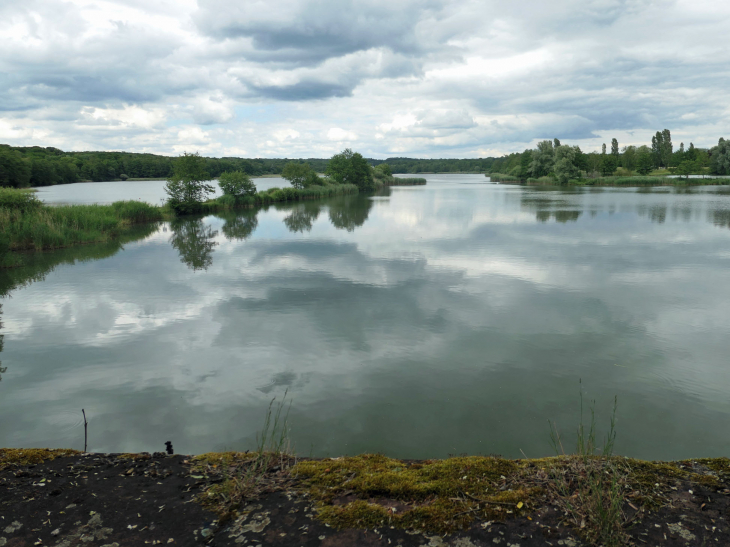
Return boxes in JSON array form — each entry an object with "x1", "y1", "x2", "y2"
[
  {"x1": 82, "y1": 409, "x2": 88, "y2": 452},
  {"x1": 460, "y1": 492, "x2": 519, "y2": 506}
]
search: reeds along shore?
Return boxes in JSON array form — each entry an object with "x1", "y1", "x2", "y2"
[
  {"x1": 0, "y1": 184, "x2": 363, "y2": 256},
  {"x1": 487, "y1": 173, "x2": 730, "y2": 185}
]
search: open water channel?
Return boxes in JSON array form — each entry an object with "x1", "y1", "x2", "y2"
[{"x1": 2, "y1": 174, "x2": 730, "y2": 460}]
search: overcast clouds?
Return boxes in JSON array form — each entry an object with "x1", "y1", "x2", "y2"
[{"x1": 1, "y1": 0, "x2": 729, "y2": 157}]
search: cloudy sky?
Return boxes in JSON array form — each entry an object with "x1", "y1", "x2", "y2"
[{"x1": 1, "y1": 0, "x2": 729, "y2": 158}]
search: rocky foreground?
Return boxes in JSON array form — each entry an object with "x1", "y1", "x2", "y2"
[{"x1": 1, "y1": 449, "x2": 729, "y2": 547}]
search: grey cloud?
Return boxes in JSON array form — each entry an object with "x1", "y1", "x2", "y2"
[
  {"x1": 195, "y1": 0, "x2": 446, "y2": 65},
  {"x1": 250, "y1": 81, "x2": 354, "y2": 101}
]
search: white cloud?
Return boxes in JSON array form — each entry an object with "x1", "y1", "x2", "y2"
[
  {"x1": 327, "y1": 128, "x2": 358, "y2": 141},
  {"x1": 1, "y1": 0, "x2": 730, "y2": 157}
]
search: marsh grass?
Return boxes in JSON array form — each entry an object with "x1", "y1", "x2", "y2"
[
  {"x1": 386, "y1": 177, "x2": 427, "y2": 186},
  {"x1": 548, "y1": 389, "x2": 628, "y2": 547},
  {"x1": 0, "y1": 200, "x2": 162, "y2": 252}
]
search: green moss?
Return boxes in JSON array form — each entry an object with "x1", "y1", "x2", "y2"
[
  {"x1": 0, "y1": 448, "x2": 80, "y2": 469},
  {"x1": 294, "y1": 455, "x2": 537, "y2": 533},
  {"x1": 192, "y1": 451, "x2": 256, "y2": 471}
]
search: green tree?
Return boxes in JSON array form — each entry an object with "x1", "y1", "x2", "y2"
[
  {"x1": 530, "y1": 140, "x2": 555, "y2": 177},
  {"x1": 326, "y1": 149, "x2": 374, "y2": 191},
  {"x1": 282, "y1": 162, "x2": 314, "y2": 189},
  {"x1": 686, "y1": 142, "x2": 698, "y2": 161},
  {"x1": 218, "y1": 170, "x2": 256, "y2": 197},
  {"x1": 519, "y1": 150, "x2": 533, "y2": 178},
  {"x1": 0, "y1": 147, "x2": 32, "y2": 188},
  {"x1": 676, "y1": 160, "x2": 697, "y2": 179},
  {"x1": 710, "y1": 138, "x2": 730, "y2": 175},
  {"x1": 611, "y1": 138, "x2": 619, "y2": 158},
  {"x1": 652, "y1": 132, "x2": 662, "y2": 168},
  {"x1": 636, "y1": 145, "x2": 653, "y2": 175},
  {"x1": 164, "y1": 152, "x2": 215, "y2": 213},
  {"x1": 553, "y1": 145, "x2": 580, "y2": 184},
  {"x1": 621, "y1": 146, "x2": 637, "y2": 171},
  {"x1": 376, "y1": 163, "x2": 392, "y2": 177},
  {"x1": 661, "y1": 129, "x2": 673, "y2": 167}
]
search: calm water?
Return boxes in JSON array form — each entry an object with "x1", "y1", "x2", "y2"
[
  {"x1": 2, "y1": 175, "x2": 730, "y2": 460},
  {"x1": 35, "y1": 177, "x2": 286, "y2": 205}
]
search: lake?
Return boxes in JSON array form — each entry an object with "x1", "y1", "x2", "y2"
[{"x1": 2, "y1": 174, "x2": 730, "y2": 460}]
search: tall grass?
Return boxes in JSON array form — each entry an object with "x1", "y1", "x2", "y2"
[
  {"x1": 0, "y1": 197, "x2": 162, "y2": 252},
  {"x1": 386, "y1": 177, "x2": 427, "y2": 186},
  {"x1": 196, "y1": 392, "x2": 293, "y2": 518},
  {"x1": 548, "y1": 387, "x2": 627, "y2": 547},
  {"x1": 486, "y1": 173, "x2": 522, "y2": 182}
]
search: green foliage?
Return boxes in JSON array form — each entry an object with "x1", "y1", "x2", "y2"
[
  {"x1": 282, "y1": 162, "x2": 315, "y2": 189},
  {"x1": 0, "y1": 146, "x2": 32, "y2": 188},
  {"x1": 636, "y1": 145, "x2": 654, "y2": 175},
  {"x1": 110, "y1": 200, "x2": 163, "y2": 223},
  {"x1": 326, "y1": 149, "x2": 374, "y2": 191},
  {"x1": 710, "y1": 137, "x2": 730, "y2": 175},
  {"x1": 676, "y1": 160, "x2": 698, "y2": 178},
  {"x1": 553, "y1": 145, "x2": 580, "y2": 184},
  {"x1": 376, "y1": 163, "x2": 392, "y2": 177},
  {"x1": 164, "y1": 152, "x2": 215, "y2": 214},
  {"x1": 218, "y1": 170, "x2": 256, "y2": 198},
  {"x1": 0, "y1": 188, "x2": 43, "y2": 211},
  {"x1": 0, "y1": 202, "x2": 158, "y2": 252},
  {"x1": 600, "y1": 154, "x2": 618, "y2": 176},
  {"x1": 530, "y1": 140, "x2": 555, "y2": 178}
]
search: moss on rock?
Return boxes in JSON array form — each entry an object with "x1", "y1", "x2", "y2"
[{"x1": 0, "y1": 448, "x2": 80, "y2": 470}]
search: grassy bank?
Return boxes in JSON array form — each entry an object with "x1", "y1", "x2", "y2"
[
  {"x1": 0, "y1": 183, "x2": 360, "y2": 258},
  {"x1": 488, "y1": 173, "x2": 730, "y2": 186}
]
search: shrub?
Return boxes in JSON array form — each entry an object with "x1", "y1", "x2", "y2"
[
  {"x1": 219, "y1": 171, "x2": 257, "y2": 198},
  {"x1": 0, "y1": 188, "x2": 43, "y2": 212}
]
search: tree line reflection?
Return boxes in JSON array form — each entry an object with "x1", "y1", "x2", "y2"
[{"x1": 170, "y1": 194, "x2": 374, "y2": 271}]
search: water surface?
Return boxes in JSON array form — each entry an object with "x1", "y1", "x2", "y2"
[{"x1": 3, "y1": 175, "x2": 730, "y2": 460}]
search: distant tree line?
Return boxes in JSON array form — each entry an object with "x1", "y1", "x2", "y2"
[
  {"x1": 487, "y1": 131, "x2": 730, "y2": 183},
  {"x1": 0, "y1": 145, "x2": 333, "y2": 188},
  {"x1": 370, "y1": 158, "x2": 494, "y2": 174},
  {"x1": 3, "y1": 131, "x2": 730, "y2": 189}
]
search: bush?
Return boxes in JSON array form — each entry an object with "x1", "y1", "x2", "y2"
[
  {"x1": 614, "y1": 167, "x2": 634, "y2": 177},
  {"x1": 0, "y1": 188, "x2": 43, "y2": 211},
  {"x1": 219, "y1": 171, "x2": 256, "y2": 198}
]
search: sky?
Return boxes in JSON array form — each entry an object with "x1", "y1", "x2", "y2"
[{"x1": 1, "y1": 0, "x2": 729, "y2": 158}]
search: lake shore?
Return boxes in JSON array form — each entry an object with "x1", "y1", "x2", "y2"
[
  {"x1": 488, "y1": 173, "x2": 730, "y2": 186},
  {"x1": 1, "y1": 448, "x2": 727, "y2": 546},
  {"x1": 1, "y1": 176, "x2": 427, "y2": 261}
]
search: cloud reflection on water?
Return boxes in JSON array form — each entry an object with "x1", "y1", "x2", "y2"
[{"x1": 2, "y1": 177, "x2": 730, "y2": 459}]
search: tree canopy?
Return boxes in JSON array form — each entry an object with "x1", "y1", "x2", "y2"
[{"x1": 326, "y1": 149, "x2": 374, "y2": 191}]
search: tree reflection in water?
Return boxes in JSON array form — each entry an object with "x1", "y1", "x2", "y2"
[
  {"x1": 169, "y1": 218, "x2": 219, "y2": 271},
  {"x1": 220, "y1": 210, "x2": 259, "y2": 240},
  {"x1": 328, "y1": 195, "x2": 373, "y2": 232},
  {"x1": 282, "y1": 202, "x2": 321, "y2": 233}
]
